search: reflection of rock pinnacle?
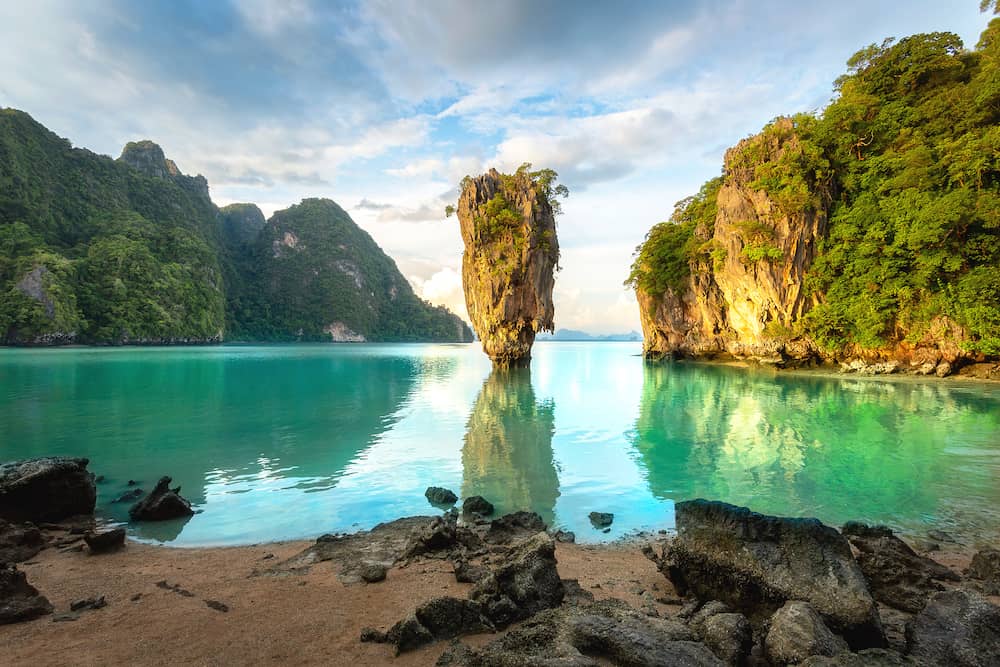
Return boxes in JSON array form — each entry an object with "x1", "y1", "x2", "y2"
[
  {"x1": 456, "y1": 168, "x2": 559, "y2": 368},
  {"x1": 461, "y1": 368, "x2": 559, "y2": 524}
]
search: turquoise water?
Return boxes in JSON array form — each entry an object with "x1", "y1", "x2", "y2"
[{"x1": 1, "y1": 343, "x2": 999, "y2": 546}]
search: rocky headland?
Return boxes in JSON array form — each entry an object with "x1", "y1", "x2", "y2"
[{"x1": 454, "y1": 165, "x2": 564, "y2": 367}]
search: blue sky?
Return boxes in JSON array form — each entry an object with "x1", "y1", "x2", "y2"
[{"x1": 0, "y1": 1, "x2": 992, "y2": 333}]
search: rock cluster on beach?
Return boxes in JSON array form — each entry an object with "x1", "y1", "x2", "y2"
[{"x1": 0, "y1": 457, "x2": 96, "y2": 523}]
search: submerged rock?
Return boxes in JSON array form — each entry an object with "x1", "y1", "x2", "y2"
[
  {"x1": 0, "y1": 520, "x2": 45, "y2": 563},
  {"x1": 0, "y1": 564, "x2": 53, "y2": 624},
  {"x1": 589, "y1": 512, "x2": 614, "y2": 528},
  {"x1": 461, "y1": 496, "x2": 494, "y2": 516},
  {"x1": 0, "y1": 457, "x2": 96, "y2": 523},
  {"x1": 455, "y1": 166, "x2": 562, "y2": 367},
  {"x1": 111, "y1": 488, "x2": 144, "y2": 504},
  {"x1": 905, "y1": 589, "x2": 1000, "y2": 666},
  {"x1": 765, "y1": 601, "x2": 849, "y2": 665},
  {"x1": 128, "y1": 477, "x2": 194, "y2": 522},
  {"x1": 425, "y1": 487, "x2": 458, "y2": 506},
  {"x1": 649, "y1": 500, "x2": 883, "y2": 649},
  {"x1": 841, "y1": 522, "x2": 958, "y2": 612}
]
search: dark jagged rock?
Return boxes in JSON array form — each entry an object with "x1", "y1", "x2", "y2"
[
  {"x1": 485, "y1": 511, "x2": 547, "y2": 544},
  {"x1": 0, "y1": 520, "x2": 45, "y2": 563},
  {"x1": 0, "y1": 457, "x2": 96, "y2": 523},
  {"x1": 0, "y1": 564, "x2": 53, "y2": 624},
  {"x1": 84, "y1": 528, "x2": 126, "y2": 554},
  {"x1": 359, "y1": 563, "x2": 387, "y2": 583},
  {"x1": 403, "y1": 514, "x2": 482, "y2": 560},
  {"x1": 70, "y1": 596, "x2": 107, "y2": 611},
  {"x1": 453, "y1": 559, "x2": 488, "y2": 584},
  {"x1": 470, "y1": 532, "x2": 564, "y2": 627},
  {"x1": 553, "y1": 530, "x2": 576, "y2": 543},
  {"x1": 456, "y1": 167, "x2": 560, "y2": 368},
  {"x1": 765, "y1": 601, "x2": 849, "y2": 665},
  {"x1": 437, "y1": 599, "x2": 723, "y2": 667},
  {"x1": 966, "y1": 548, "x2": 1000, "y2": 595},
  {"x1": 588, "y1": 512, "x2": 614, "y2": 528},
  {"x1": 425, "y1": 487, "x2": 459, "y2": 506},
  {"x1": 697, "y1": 612, "x2": 752, "y2": 666},
  {"x1": 111, "y1": 488, "x2": 144, "y2": 504},
  {"x1": 649, "y1": 500, "x2": 883, "y2": 649},
  {"x1": 462, "y1": 496, "x2": 494, "y2": 516},
  {"x1": 128, "y1": 477, "x2": 194, "y2": 522},
  {"x1": 362, "y1": 597, "x2": 494, "y2": 654},
  {"x1": 841, "y1": 522, "x2": 959, "y2": 612},
  {"x1": 905, "y1": 589, "x2": 1000, "y2": 666}
]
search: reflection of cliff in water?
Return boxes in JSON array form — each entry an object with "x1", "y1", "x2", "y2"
[
  {"x1": 630, "y1": 362, "x2": 1000, "y2": 529},
  {"x1": 462, "y1": 368, "x2": 559, "y2": 525},
  {"x1": 3, "y1": 349, "x2": 434, "y2": 511}
]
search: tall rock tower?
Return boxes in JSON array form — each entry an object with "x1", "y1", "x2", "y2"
[{"x1": 454, "y1": 165, "x2": 564, "y2": 367}]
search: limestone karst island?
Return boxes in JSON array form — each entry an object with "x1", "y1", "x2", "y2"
[{"x1": 1, "y1": 2, "x2": 999, "y2": 666}]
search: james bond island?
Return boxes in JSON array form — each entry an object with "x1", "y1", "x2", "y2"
[
  {"x1": 451, "y1": 164, "x2": 565, "y2": 368},
  {"x1": 2, "y1": 3, "x2": 1000, "y2": 666}
]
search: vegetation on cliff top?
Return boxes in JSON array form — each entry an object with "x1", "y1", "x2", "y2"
[
  {"x1": 0, "y1": 109, "x2": 471, "y2": 344},
  {"x1": 630, "y1": 7, "x2": 1000, "y2": 355}
]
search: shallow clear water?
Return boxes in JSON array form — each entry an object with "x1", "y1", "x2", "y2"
[{"x1": 1, "y1": 342, "x2": 999, "y2": 546}]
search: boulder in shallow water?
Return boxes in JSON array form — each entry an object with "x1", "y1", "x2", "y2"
[
  {"x1": 589, "y1": 512, "x2": 614, "y2": 528},
  {"x1": 840, "y1": 522, "x2": 958, "y2": 613},
  {"x1": 0, "y1": 457, "x2": 96, "y2": 523},
  {"x1": 650, "y1": 500, "x2": 883, "y2": 649},
  {"x1": 765, "y1": 601, "x2": 849, "y2": 665},
  {"x1": 0, "y1": 520, "x2": 45, "y2": 563},
  {"x1": 0, "y1": 564, "x2": 53, "y2": 624},
  {"x1": 461, "y1": 495, "x2": 494, "y2": 516},
  {"x1": 905, "y1": 589, "x2": 1000, "y2": 666},
  {"x1": 425, "y1": 486, "x2": 458, "y2": 506},
  {"x1": 128, "y1": 477, "x2": 194, "y2": 522}
]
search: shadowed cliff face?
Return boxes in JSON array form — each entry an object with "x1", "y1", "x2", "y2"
[
  {"x1": 638, "y1": 119, "x2": 828, "y2": 365},
  {"x1": 461, "y1": 367, "x2": 558, "y2": 525},
  {"x1": 457, "y1": 169, "x2": 558, "y2": 367}
]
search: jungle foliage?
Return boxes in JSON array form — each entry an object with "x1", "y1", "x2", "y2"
[{"x1": 630, "y1": 10, "x2": 1000, "y2": 354}]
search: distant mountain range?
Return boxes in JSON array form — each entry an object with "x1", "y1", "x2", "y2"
[{"x1": 536, "y1": 329, "x2": 641, "y2": 342}]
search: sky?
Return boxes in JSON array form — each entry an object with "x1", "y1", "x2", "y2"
[{"x1": 0, "y1": 1, "x2": 992, "y2": 334}]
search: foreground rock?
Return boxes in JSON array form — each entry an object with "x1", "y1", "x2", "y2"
[
  {"x1": 766, "y1": 601, "x2": 849, "y2": 664},
  {"x1": 439, "y1": 599, "x2": 724, "y2": 667},
  {"x1": 461, "y1": 496, "x2": 494, "y2": 516},
  {"x1": 649, "y1": 500, "x2": 883, "y2": 648},
  {"x1": 0, "y1": 564, "x2": 53, "y2": 624},
  {"x1": 129, "y1": 477, "x2": 194, "y2": 521},
  {"x1": 965, "y1": 548, "x2": 1000, "y2": 595},
  {"x1": 84, "y1": 527, "x2": 126, "y2": 554},
  {"x1": 841, "y1": 522, "x2": 959, "y2": 612},
  {"x1": 0, "y1": 520, "x2": 45, "y2": 563},
  {"x1": 366, "y1": 531, "x2": 564, "y2": 653},
  {"x1": 455, "y1": 166, "x2": 562, "y2": 367},
  {"x1": 0, "y1": 457, "x2": 96, "y2": 522},
  {"x1": 905, "y1": 589, "x2": 1000, "y2": 666}
]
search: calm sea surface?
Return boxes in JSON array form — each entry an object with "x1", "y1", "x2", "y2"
[{"x1": 2, "y1": 342, "x2": 999, "y2": 546}]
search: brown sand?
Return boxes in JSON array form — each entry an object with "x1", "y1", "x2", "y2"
[{"x1": 2, "y1": 539, "x2": 671, "y2": 666}]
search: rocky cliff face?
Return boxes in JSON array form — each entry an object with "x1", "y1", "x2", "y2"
[
  {"x1": 457, "y1": 168, "x2": 559, "y2": 367},
  {"x1": 219, "y1": 203, "x2": 266, "y2": 246},
  {"x1": 639, "y1": 120, "x2": 827, "y2": 365},
  {"x1": 636, "y1": 119, "x2": 978, "y2": 375},
  {"x1": 118, "y1": 140, "x2": 210, "y2": 200}
]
